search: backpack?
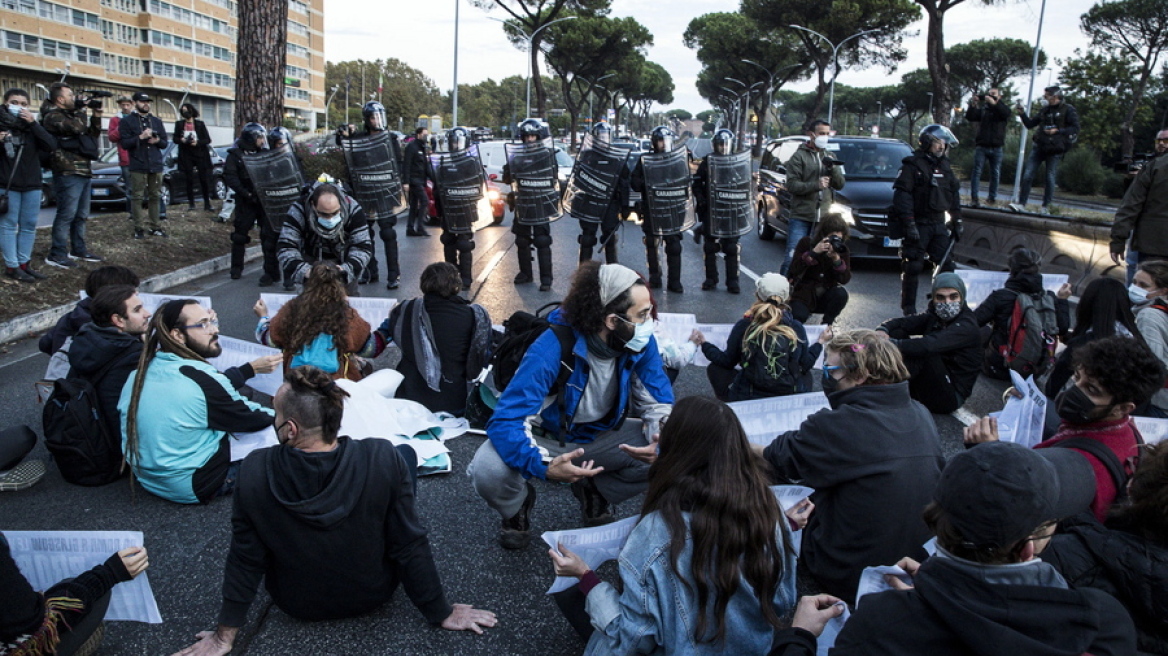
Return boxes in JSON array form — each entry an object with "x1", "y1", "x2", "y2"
[
  {"x1": 1053, "y1": 424, "x2": 1145, "y2": 505},
  {"x1": 42, "y1": 358, "x2": 125, "y2": 487},
  {"x1": 738, "y1": 329, "x2": 799, "y2": 396},
  {"x1": 1001, "y1": 290, "x2": 1059, "y2": 377},
  {"x1": 291, "y1": 333, "x2": 339, "y2": 373}
]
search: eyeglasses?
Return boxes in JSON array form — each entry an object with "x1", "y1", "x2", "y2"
[
  {"x1": 616, "y1": 308, "x2": 653, "y2": 325},
  {"x1": 182, "y1": 318, "x2": 219, "y2": 331},
  {"x1": 1156, "y1": 138, "x2": 1168, "y2": 144}
]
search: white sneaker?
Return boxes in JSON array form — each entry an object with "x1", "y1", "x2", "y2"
[
  {"x1": 1039, "y1": 206, "x2": 1050, "y2": 215},
  {"x1": 1008, "y1": 203, "x2": 1025, "y2": 213}
]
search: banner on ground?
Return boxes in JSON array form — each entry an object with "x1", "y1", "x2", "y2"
[{"x1": 727, "y1": 392, "x2": 831, "y2": 447}]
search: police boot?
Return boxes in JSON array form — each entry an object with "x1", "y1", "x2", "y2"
[
  {"x1": 701, "y1": 239, "x2": 720, "y2": 290},
  {"x1": 644, "y1": 238, "x2": 662, "y2": 288},
  {"x1": 459, "y1": 252, "x2": 474, "y2": 289},
  {"x1": 514, "y1": 245, "x2": 534, "y2": 285},
  {"x1": 603, "y1": 236, "x2": 619, "y2": 264},
  {"x1": 724, "y1": 245, "x2": 741, "y2": 294},
  {"x1": 537, "y1": 246, "x2": 554, "y2": 292},
  {"x1": 665, "y1": 237, "x2": 684, "y2": 293}
]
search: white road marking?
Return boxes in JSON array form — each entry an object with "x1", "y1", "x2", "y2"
[{"x1": 475, "y1": 251, "x2": 507, "y2": 284}]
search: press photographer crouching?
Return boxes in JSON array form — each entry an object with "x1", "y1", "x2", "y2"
[
  {"x1": 1, "y1": 88, "x2": 56, "y2": 282},
  {"x1": 41, "y1": 82, "x2": 106, "y2": 268},
  {"x1": 787, "y1": 212, "x2": 851, "y2": 325}
]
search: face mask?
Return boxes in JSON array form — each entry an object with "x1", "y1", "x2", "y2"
[
  {"x1": 7, "y1": 103, "x2": 20, "y2": 117},
  {"x1": 622, "y1": 318, "x2": 655, "y2": 353},
  {"x1": 933, "y1": 300, "x2": 962, "y2": 321},
  {"x1": 1055, "y1": 385, "x2": 1114, "y2": 424},
  {"x1": 181, "y1": 111, "x2": 191, "y2": 119},
  {"x1": 316, "y1": 214, "x2": 342, "y2": 230},
  {"x1": 814, "y1": 135, "x2": 830, "y2": 150},
  {"x1": 1129, "y1": 283, "x2": 1151, "y2": 304},
  {"x1": 822, "y1": 368, "x2": 841, "y2": 393},
  {"x1": 1039, "y1": 98, "x2": 1050, "y2": 108}
]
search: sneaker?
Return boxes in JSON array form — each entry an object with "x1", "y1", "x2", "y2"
[
  {"x1": 150, "y1": 229, "x2": 168, "y2": 238},
  {"x1": 539, "y1": 282, "x2": 552, "y2": 292},
  {"x1": 571, "y1": 477, "x2": 613, "y2": 527},
  {"x1": 386, "y1": 278, "x2": 400, "y2": 290},
  {"x1": 985, "y1": 199, "x2": 997, "y2": 207},
  {"x1": 499, "y1": 482, "x2": 537, "y2": 549},
  {"x1": 970, "y1": 200, "x2": 981, "y2": 208},
  {"x1": 44, "y1": 255, "x2": 76, "y2": 269},
  {"x1": 134, "y1": 229, "x2": 146, "y2": 239},
  {"x1": 69, "y1": 251, "x2": 104, "y2": 262},
  {"x1": 1007, "y1": 203, "x2": 1025, "y2": 213},
  {"x1": 20, "y1": 263, "x2": 47, "y2": 280},
  {"x1": 0, "y1": 460, "x2": 46, "y2": 492},
  {"x1": 5, "y1": 267, "x2": 36, "y2": 283},
  {"x1": 283, "y1": 280, "x2": 295, "y2": 291},
  {"x1": 1039, "y1": 205, "x2": 1051, "y2": 215},
  {"x1": 229, "y1": 268, "x2": 242, "y2": 280}
]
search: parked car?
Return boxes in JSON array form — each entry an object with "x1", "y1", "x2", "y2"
[
  {"x1": 423, "y1": 179, "x2": 507, "y2": 226},
  {"x1": 475, "y1": 140, "x2": 575, "y2": 190},
  {"x1": 755, "y1": 135, "x2": 913, "y2": 259},
  {"x1": 87, "y1": 144, "x2": 227, "y2": 210}
]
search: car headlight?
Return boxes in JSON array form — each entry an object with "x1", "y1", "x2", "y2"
[
  {"x1": 828, "y1": 202, "x2": 855, "y2": 225},
  {"x1": 487, "y1": 189, "x2": 500, "y2": 202}
]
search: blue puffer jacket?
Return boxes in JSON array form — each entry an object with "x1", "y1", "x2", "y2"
[{"x1": 485, "y1": 308, "x2": 674, "y2": 480}]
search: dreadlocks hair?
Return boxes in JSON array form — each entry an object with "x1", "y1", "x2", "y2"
[
  {"x1": 274, "y1": 262, "x2": 353, "y2": 356},
  {"x1": 124, "y1": 299, "x2": 203, "y2": 471}
]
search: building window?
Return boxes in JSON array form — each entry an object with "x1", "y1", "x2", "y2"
[
  {"x1": 100, "y1": 0, "x2": 139, "y2": 13},
  {"x1": 0, "y1": 30, "x2": 102, "y2": 63},
  {"x1": 101, "y1": 20, "x2": 138, "y2": 45},
  {"x1": 146, "y1": 60, "x2": 234, "y2": 89},
  {"x1": 286, "y1": 42, "x2": 309, "y2": 58},
  {"x1": 31, "y1": 1, "x2": 100, "y2": 30},
  {"x1": 289, "y1": 0, "x2": 307, "y2": 13},
  {"x1": 147, "y1": 0, "x2": 236, "y2": 38},
  {"x1": 284, "y1": 87, "x2": 309, "y2": 101},
  {"x1": 287, "y1": 20, "x2": 308, "y2": 37}
]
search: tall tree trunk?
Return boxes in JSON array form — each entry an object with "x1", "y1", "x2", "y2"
[
  {"x1": 235, "y1": 0, "x2": 289, "y2": 132},
  {"x1": 1121, "y1": 65, "x2": 1155, "y2": 158},
  {"x1": 924, "y1": 5, "x2": 951, "y2": 126},
  {"x1": 530, "y1": 46, "x2": 545, "y2": 118}
]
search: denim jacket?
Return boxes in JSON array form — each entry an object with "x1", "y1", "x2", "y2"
[{"x1": 584, "y1": 511, "x2": 797, "y2": 656}]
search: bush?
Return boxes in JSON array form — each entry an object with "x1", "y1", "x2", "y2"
[
  {"x1": 1101, "y1": 172, "x2": 1128, "y2": 199},
  {"x1": 297, "y1": 146, "x2": 347, "y2": 182},
  {"x1": 1057, "y1": 147, "x2": 1106, "y2": 196}
]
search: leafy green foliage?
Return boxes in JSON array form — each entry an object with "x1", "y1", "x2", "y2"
[{"x1": 946, "y1": 38, "x2": 1046, "y2": 101}]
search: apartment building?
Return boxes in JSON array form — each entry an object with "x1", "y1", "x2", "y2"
[{"x1": 0, "y1": 0, "x2": 324, "y2": 144}]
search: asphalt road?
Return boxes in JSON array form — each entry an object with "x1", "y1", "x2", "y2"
[{"x1": 0, "y1": 209, "x2": 1011, "y2": 655}]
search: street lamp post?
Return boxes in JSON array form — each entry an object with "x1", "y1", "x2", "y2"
[
  {"x1": 788, "y1": 25, "x2": 878, "y2": 125},
  {"x1": 452, "y1": 0, "x2": 460, "y2": 126},
  {"x1": 492, "y1": 16, "x2": 577, "y2": 119},
  {"x1": 876, "y1": 100, "x2": 882, "y2": 135},
  {"x1": 741, "y1": 60, "x2": 801, "y2": 141},
  {"x1": 587, "y1": 73, "x2": 615, "y2": 126},
  {"x1": 927, "y1": 92, "x2": 934, "y2": 121},
  {"x1": 1011, "y1": 0, "x2": 1048, "y2": 204}
]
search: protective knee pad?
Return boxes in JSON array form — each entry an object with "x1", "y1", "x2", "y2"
[
  {"x1": 230, "y1": 232, "x2": 251, "y2": 246},
  {"x1": 902, "y1": 258, "x2": 925, "y2": 278},
  {"x1": 440, "y1": 231, "x2": 458, "y2": 246},
  {"x1": 703, "y1": 239, "x2": 720, "y2": 256},
  {"x1": 533, "y1": 233, "x2": 553, "y2": 250},
  {"x1": 664, "y1": 235, "x2": 683, "y2": 257},
  {"x1": 578, "y1": 233, "x2": 598, "y2": 249},
  {"x1": 457, "y1": 238, "x2": 475, "y2": 253},
  {"x1": 378, "y1": 220, "x2": 398, "y2": 243},
  {"x1": 515, "y1": 234, "x2": 532, "y2": 249},
  {"x1": 721, "y1": 239, "x2": 740, "y2": 256}
]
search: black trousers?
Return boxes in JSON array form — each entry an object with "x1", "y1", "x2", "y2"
[
  {"x1": 790, "y1": 286, "x2": 849, "y2": 325},
  {"x1": 407, "y1": 178, "x2": 429, "y2": 232},
  {"x1": 904, "y1": 353, "x2": 962, "y2": 414},
  {"x1": 230, "y1": 199, "x2": 280, "y2": 281},
  {"x1": 179, "y1": 154, "x2": 214, "y2": 207},
  {"x1": 900, "y1": 222, "x2": 954, "y2": 314}
]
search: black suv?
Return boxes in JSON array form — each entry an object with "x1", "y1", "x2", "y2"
[{"x1": 755, "y1": 135, "x2": 913, "y2": 258}]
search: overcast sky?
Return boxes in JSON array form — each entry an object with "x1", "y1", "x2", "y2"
[{"x1": 325, "y1": 0, "x2": 1093, "y2": 115}]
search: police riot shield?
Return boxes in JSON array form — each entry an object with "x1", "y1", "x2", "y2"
[
  {"x1": 641, "y1": 147, "x2": 695, "y2": 236},
  {"x1": 341, "y1": 131, "x2": 405, "y2": 220},
  {"x1": 706, "y1": 150, "x2": 754, "y2": 238},
  {"x1": 505, "y1": 141, "x2": 562, "y2": 225},
  {"x1": 242, "y1": 145, "x2": 305, "y2": 232},
  {"x1": 429, "y1": 144, "x2": 489, "y2": 234},
  {"x1": 562, "y1": 135, "x2": 629, "y2": 224}
]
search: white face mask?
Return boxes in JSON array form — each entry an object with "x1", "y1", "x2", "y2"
[
  {"x1": 623, "y1": 318, "x2": 655, "y2": 353},
  {"x1": 1129, "y1": 283, "x2": 1152, "y2": 305},
  {"x1": 813, "y1": 135, "x2": 830, "y2": 150}
]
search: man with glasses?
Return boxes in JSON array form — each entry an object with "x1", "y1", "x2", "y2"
[
  {"x1": 965, "y1": 88, "x2": 1010, "y2": 207},
  {"x1": 119, "y1": 300, "x2": 280, "y2": 504},
  {"x1": 469, "y1": 262, "x2": 673, "y2": 549},
  {"x1": 1110, "y1": 129, "x2": 1168, "y2": 264},
  {"x1": 277, "y1": 180, "x2": 373, "y2": 296}
]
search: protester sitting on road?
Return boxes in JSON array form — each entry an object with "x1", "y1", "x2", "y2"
[
  {"x1": 277, "y1": 179, "x2": 373, "y2": 295},
  {"x1": 1129, "y1": 259, "x2": 1168, "y2": 416},
  {"x1": 38, "y1": 265, "x2": 140, "y2": 356},
  {"x1": 2, "y1": 535, "x2": 148, "y2": 655},
  {"x1": 120, "y1": 300, "x2": 276, "y2": 504},
  {"x1": 831, "y1": 441, "x2": 1135, "y2": 655},
  {"x1": 470, "y1": 261, "x2": 673, "y2": 549},
  {"x1": 548, "y1": 396, "x2": 810, "y2": 655},
  {"x1": 759, "y1": 329, "x2": 944, "y2": 602},
  {"x1": 787, "y1": 212, "x2": 852, "y2": 325},
  {"x1": 974, "y1": 248, "x2": 1071, "y2": 380},
  {"x1": 170, "y1": 366, "x2": 496, "y2": 656},
  {"x1": 965, "y1": 335, "x2": 1165, "y2": 522},
  {"x1": 1042, "y1": 441, "x2": 1168, "y2": 653},
  {"x1": 695, "y1": 273, "x2": 817, "y2": 402},
  {"x1": 1046, "y1": 277, "x2": 1142, "y2": 399},
  {"x1": 877, "y1": 272, "x2": 981, "y2": 414},
  {"x1": 374, "y1": 262, "x2": 491, "y2": 414},
  {"x1": 255, "y1": 262, "x2": 379, "y2": 382}
]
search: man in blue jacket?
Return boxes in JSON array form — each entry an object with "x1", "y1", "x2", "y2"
[
  {"x1": 470, "y1": 261, "x2": 674, "y2": 549},
  {"x1": 118, "y1": 91, "x2": 168, "y2": 239}
]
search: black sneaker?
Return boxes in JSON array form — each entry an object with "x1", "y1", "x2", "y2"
[
  {"x1": 499, "y1": 482, "x2": 537, "y2": 550},
  {"x1": 514, "y1": 272, "x2": 534, "y2": 284},
  {"x1": 539, "y1": 282, "x2": 552, "y2": 292},
  {"x1": 69, "y1": 251, "x2": 104, "y2": 262},
  {"x1": 701, "y1": 279, "x2": 718, "y2": 291},
  {"x1": 667, "y1": 282, "x2": 684, "y2": 294},
  {"x1": 229, "y1": 268, "x2": 242, "y2": 280},
  {"x1": 258, "y1": 275, "x2": 275, "y2": 287},
  {"x1": 150, "y1": 229, "x2": 168, "y2": 238},
  {"x1": 19, "y1": 263, "x2": 47, "y2": 280},
  {"x1": 44, "y1": 256, "x2": 76, "y2": 269},
  {"x1": 571, "y1": 477, "x2": 613, "y2": 527},
  {"x1": 5, "y1": 267, "x2": 36, "y2": 283},
  {"x1": 134, "y1": 229, "x2": 146, "y2": 239}
]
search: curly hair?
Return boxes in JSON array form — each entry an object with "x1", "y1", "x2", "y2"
[
  {"x1": 560, "y1": 260, "x2": 644, "y2": 334},
  {"x1": 1111, "y1": 442, "x2": 1168, "y2": 543},
  {"x1": 1072, "y1": 335, "x2": 1166, "y2": 407},
  {"x1": 279, "y1": 365, "x2": 351, "y2": 443},
  {"x1": 276, "y1": 262, "x2": 353, "y2": 355}
]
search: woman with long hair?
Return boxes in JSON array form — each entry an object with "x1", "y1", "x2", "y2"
[
  {"x1": 1130, "y1": 260, "x2": 1168, "y2": 415},
  {"x1": 254, "y1": 261, "x2": 380, "y2": 381},
  {"x1": 787, "y1": 212, "x2": 852, "y2": 325},
  {"x1": 1045, "y1": 276, "x2": 1142, "y2": 398},
  {"x1": 173, "y1": 102, "x2": 215, "y2": 211},
  {"x1": 548, "y1": 396, "x2": 812, "y2": 655}
]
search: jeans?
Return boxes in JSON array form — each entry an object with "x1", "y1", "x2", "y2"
[
  {"x1": 969, "y1": 146, "x2": 1003, "y2": 202},
  {"x1": 780, "y1": 218, "x2": 812, "y2": 276},
  {"x1": 1019, "y1": 148, "x2": 1062, "y2": 207},
  {"x1": 50, "y1": 174, "x2": 90, "y2": 259},
  {"x1": 1, "y1": 188, "x2": 41, "y2": 268},
  {"x1": 129, "y1": 171, "x2": 163, "y2": 232}
]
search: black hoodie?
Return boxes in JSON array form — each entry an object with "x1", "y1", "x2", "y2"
[
  {"x1": 833, "y1": 553, "x2": 1136, "y2": 655},
  {"x1": 219, "y1": 437, "x2": 451, "y2": 627},
  {"x1": 975, "y1": 271, "x2": 1071, "y2": 376},
  {"x1": 67, "y1": 322, "x2": 143, "y2": 444}
]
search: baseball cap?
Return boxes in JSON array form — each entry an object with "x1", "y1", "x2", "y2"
[
  {"x1": 935, "y1": 441, "x2": 1095, "y2": 549},
  {"x1": 117, "y1": 95, "x2": 134, "y2": 104},
  {"x1": 755, "y1": 273, "x2": 790, "y2": 303},
  {"x1": 131, "y1": 92, "x2": 151, "y2": 102}
]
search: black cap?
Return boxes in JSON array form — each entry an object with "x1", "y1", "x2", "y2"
[
  {"x1": 935, "y1": 442, "x2": 1095, "y2": 549},
  {"x1": 132, "y1": 92, "x2": 151, "y2": 102}
]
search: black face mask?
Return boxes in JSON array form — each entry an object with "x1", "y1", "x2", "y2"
[
  {"x1": 821, "y1": 372, "x2": 840, "y2": 394},
  {"x1": 1055, "y1": 385, "x2": 1114, "y2": 424},
  {"x1": 181, "y1": 111, "x2": 191, "y2": 119},
  {"x1": 606, "y1": 317, "x2": 635, "y2": 352}
]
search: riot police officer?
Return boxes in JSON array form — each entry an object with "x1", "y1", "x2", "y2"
[
  {"x1": 503, "y1": 119, "x2": 557, "y2": 291},
  {"x1": 692, "y1": 129, "x2": 750, "y2": 293},
  {"x1": 223, "y1": 122, "x2": 280, "y2": 285},
  {"x1": 893, "y1": 124, "x2": 964, "y2": 315},
  {"x1": 631, "y1": 125, "x2": 692, "y2": 292},
  {"x1": 432, "y1": 126, "x2": 479, "y2": 288},
  {"x1": 572, "y1": 121, "x2": 627, "y2": 264}
]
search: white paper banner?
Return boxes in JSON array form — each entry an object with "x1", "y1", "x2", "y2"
[
  {"x1": 655, "y1": 312, "x2": 698, "y2": 350},
  {"x1": 260, "y1": 293, "x2": 398, "y2": 333},
  {"x1": 803, "y1": 324, "x2": 826, "y2": 370},
  {"x1": 230, "y1": 427, "x2": 278, "y2": 462},
  {"x1": 692, "y1": 323, "x2": 736, "y2": 367},
  {"x1": 772, "y1": 485, "x2": 814, "y2": 558},
  {"x1": 657, "y1": 313, "x2": 824, "y2": 370},
  {"x1": 1133, "y1": 416, "x2": 1168, "y2": 445},
  {"x1": 854, "y1": 564, "x2": 912, "y2": 608},
  {"x1": 956, "y1": 271, "x2": 1068, "y2": 309},
  {"x1": 994, "y1": 370, "x2": 1047, "y2": 449},
  {"x1": 728, "y1": 392, "x2": 831, "y2": 446},
  {"x1": 208, "y1": 336, "x2": 284, "y2": 397},
  {"x1": 542, "y1": 516, "x2": 639, "y2": 594},
  {"x1": 3, "y1": 531, "x2": 162, "y2": 623},
  {"x1": 817, "y1": 603, "x2": 851, "y2": 656}
]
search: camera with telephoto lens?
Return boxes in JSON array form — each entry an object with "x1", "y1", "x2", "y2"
[
  {"x1": 822, "y1": 156, "x2": 845, "y2": 174},
  {"x1": 827, "y1": 234, "x2": 846, "y2": 253},
  {"x1": 1043, "y1": 125, "x2": 1057, "y2": 132},
  {"x1": 73, "y1": 89, "x2": 112, "y2": 111}
]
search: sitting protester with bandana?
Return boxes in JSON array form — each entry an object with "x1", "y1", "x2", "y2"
[
  {"x1": 469, "y1": 261, "x2": 674, "y2": 550},
  {"x1": 876, "y1": 272, "x2": 982, "y2": 414}
]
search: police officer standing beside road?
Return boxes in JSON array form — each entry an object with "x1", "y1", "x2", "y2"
[
  {"x1": 965, "y1": 88, "x2": 1010, "y2": 208},
  {"x1": 224, "y1": 123, "x2": 280, "y2": 285},
  {"x1": 503, "y1": 119, "x2": 557, "y2": 292},
  {"x1": 431, "y1": 127, "x2": 480, "y2": 288},
  {"x1": 893, "y1": 124, "x2": 964, "y2": 316},
  {"x1": 630, "y1": 126, "x2": 691, "y2": 293},
  {"x1": 403, "y1": 126, "x2": 432, "y2": 237},
  {"x1": 571, "y1": 121, "x2": 627, "y2": 265},
  {"x1": 692, "y1": 129, "x2": 749, "y2": 294},
  {"x1": 780, "y1": 119, "x2": 845, "y2": 276},
  {"x1": 1011, "y1": 86, "x2": 1079, "y2": 214}
]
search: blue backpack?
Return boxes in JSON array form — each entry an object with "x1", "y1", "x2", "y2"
[{"x1": 290, "y1": 333, "x2": 339, "y2": 373}]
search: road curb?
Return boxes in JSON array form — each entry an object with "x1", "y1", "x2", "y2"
[{"x1": 0, "y1": 246, "x2": 260, "y2": 346}]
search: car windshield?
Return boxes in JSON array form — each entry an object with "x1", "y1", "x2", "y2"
[
  {"x1": 831, "y1": 140, "x2": 911, "y2": 179},
  {"x1": 554, "y1": 149, "x2": 574, "y2": 167}
]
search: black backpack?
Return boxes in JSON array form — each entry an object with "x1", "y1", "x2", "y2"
[
  {"x1": 1054, "y1": 429, "x2": 1144, "y2": 505},
  {"x1": 738, "y1": 330, "x2": 799, "y2": 396},
  {"x1": 42, "y1": 358, "x2": 126, "y2": 487},
  {"x1": 491, "y1": 302, "x2": 575, "y2": 393}
]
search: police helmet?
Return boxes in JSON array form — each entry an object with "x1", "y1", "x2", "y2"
[
  {"x1": 712, "y1": 129, "x2": 734, "y2": 156},
  {"x1": 919, "y1": 124, "x2": 959, "y2": 151},
  {"x1": 447, "y1": 126, "x2": 470, "y2": 152},
  {"x1": 592, "y1": 121, "x2": 614, "y2": 144},
  {"x1": 268, "y1": 126, "x2": 293, "y2": 150},
  {"x1": 362, "y1": 101, "x2": 387, "y2": 131},
  {"x1": 650, "y1": 125, "x2": 675, "y2": 153},
  {"x1": 240, "y1": 122, "x2": 269, "y2": 151},
  {"x1": 517, "y1": 119, "x2": 543, "y2": 142}
]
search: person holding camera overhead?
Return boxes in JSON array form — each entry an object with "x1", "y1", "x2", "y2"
[
  {"x1": 965, "y1": 88, "x2": 1010, "y2": 208},
  {"x1": 787, "y1": 212, "x2": 851, "y2": 325},
  {"x1": 40, "y1": 82, "x2": 105, "y2": 268},
  {"x1": 118, "y1": 91, "x2": 169, "y2": 239},
  {"x1": 780, "y1": 119, "x2": 845, "y2": 277},
  {"x1": 1, "y1": 87, "x2": 56, "y2": 282},
  {"x1": 174, "y1": 102, "x2": 215, "y2": 212}
]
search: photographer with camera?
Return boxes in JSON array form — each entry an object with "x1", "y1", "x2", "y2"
[
  {"x1": 40, "y1": 82, "x2": 104, "y2": 268},
  {"x1": 1010, "y1": 86, "x2": 1079, "y2": 214},
  {"x1": 1110, "y1": 129, "x2": 1168, "y2": 264},
  {"x1": 118, "y1": 91, "x2": 168, "y2": 239},
  {"x1": 780, "y1": 119, "x2": 845, "y2": 277},
  {"x1": 965, "y1": 88, "x2": 1010, "y2": 207},
  {"x1": 174, "y1": 103, "x2": 214, "y2": 212},
  {"x1": 1, "y1": 88, "x2": 56, "y2": 282},
  {"x1": 787, "y1": 213, "x2": 851, "y2": 325}
]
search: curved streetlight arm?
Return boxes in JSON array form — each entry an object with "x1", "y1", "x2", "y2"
[{"x1": 789, "y1": 25, "x2": 879, "y2": 125}]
